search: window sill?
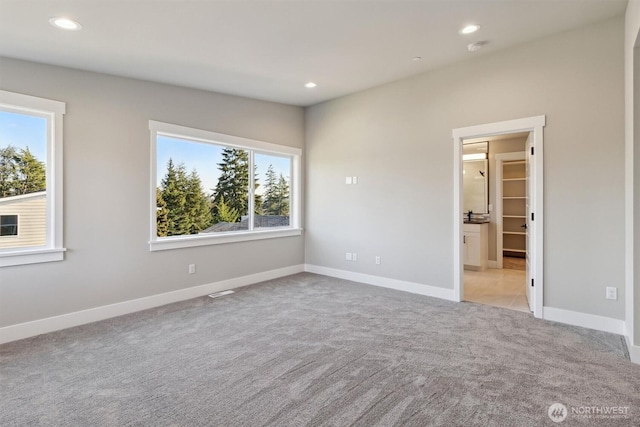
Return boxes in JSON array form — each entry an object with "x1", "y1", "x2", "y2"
[
  {"x1": 0, "y1": 247, "x2": 66, "y2": 267},
  {"x1": 149, "y1": 228, "x2": 303, "y2": 252}
]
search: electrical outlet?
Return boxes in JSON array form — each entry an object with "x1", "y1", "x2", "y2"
[
  {"x1": 345, "y1": 252, "x2": 352, "y2": 261},
  {"x1": 352, "y1": 176, "x2": 358, "y2": 184},
  {"x1": 188, "y1": 264, "x2": 196, "y2": 274},
  {"x1": 375, "y1": 256, "x2": 381, "y2": 265},
  {"x1": 606, "y1": 287, "x2": 617, "y2": 300},
  {"x1": 352, "y1": 253, "x2": 358, "y2": 262}
]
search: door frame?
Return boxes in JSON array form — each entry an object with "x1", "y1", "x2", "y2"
[{"x1": 452, "y1": 116, "x2": 545, "y2": 318}]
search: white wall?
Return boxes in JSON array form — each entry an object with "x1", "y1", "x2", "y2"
[
  {"x1": 0, "y1": 57, "x2": 304, "y2": 328},
  {"x1": 625, "y1": 0, "x2": 640, "y2": 353},
  {"x1": 306, "y1": 17, "x2": 625, "y2": 320}
]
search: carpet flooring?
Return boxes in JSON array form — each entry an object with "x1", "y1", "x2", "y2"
[{"x1": 1, "y1": 273, "x2": 638, "y2": 426}]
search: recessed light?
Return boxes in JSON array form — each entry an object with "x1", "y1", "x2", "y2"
[
  {"x1": 49, "y1": 17, "x2": 82, "y2": 31},
  {"x1": 412, "y1": 56, "x2": 422, "y2": 61},
  {"x1": 305, "y1": 82, "x2": 317, "y2": 88},
  {"x1": 467, "y1": 41, "x2": 489, "y2": 52},
  {"x1": 459, "y1": 24, "x2": 480, "y2": 35}
]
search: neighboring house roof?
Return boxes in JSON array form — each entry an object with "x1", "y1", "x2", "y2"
[
  {"x1": 202, "y1": 215, "x2": 289, "y2": 233},
  {"x1": 0, "y1": 191, "x2": 46, "y2": 205}
]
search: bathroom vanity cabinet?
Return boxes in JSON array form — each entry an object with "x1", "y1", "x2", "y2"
[{"x1": 463, "y1": 222, "x2": 488, "y2": 271}]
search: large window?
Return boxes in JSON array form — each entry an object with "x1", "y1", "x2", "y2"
[
  {"x1": 149, "y1": 121, "x2": 301, "y2": 251},
  {"x1": 0, "y1": 90, "x2": 65, "y2": 267}
]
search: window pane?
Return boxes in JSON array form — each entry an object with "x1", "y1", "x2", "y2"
[
  {"x1": 0, "y1": 215, "x2": 18, "y2": 236},
  {"x1": 156, "y1": 136, "x2": 249, "y2": 237},
  {"x1": 0, "y1": 110, "x2": 47, "y2": 248},
  {"x1": 255, "y1": 153, "x2": 291, "y2": 229}
]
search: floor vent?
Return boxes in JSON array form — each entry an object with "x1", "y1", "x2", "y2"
[{"x1": 208, "y1": 290, "x2": 235, "y2": 299}]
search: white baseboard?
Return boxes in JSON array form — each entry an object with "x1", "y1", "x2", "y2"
[
  {"x1": 304, "y1": 264, "x2": 456, "y2": 301},
  {"x1": 543, "y1": 306, "x2": 625, "y2": 335},
  {"x1": 0, "y1": 264, "x2": 305, "y2": 345},
  {"x1": 487, "y1": 260, "x2": 498, "y2": 269},
  {"x1": 625, "y1": 336, "x2": 640, "y2": 363}
]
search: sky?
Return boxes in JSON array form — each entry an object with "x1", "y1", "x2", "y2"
[
  {"x1": 0, "y1": 110, "x2": 47, "y2": 161},
  {"x1": 156, "y1": 135, "x2": 291, "y2": 196},
  {"x1": 0, "y1": 111, "x2": 290, "y2": 197}
]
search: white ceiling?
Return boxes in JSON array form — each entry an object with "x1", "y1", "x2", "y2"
[{"x1": 0, "y1": 0, "x2": 628, "y2": 107}]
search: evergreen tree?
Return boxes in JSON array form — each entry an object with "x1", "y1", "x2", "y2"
[
  {"x1": 212, "y1": 148, "x2": 249, "y2": 221},
  {"x1": 216, "y1": 195, "x2": 239, "y2": 223},
  {"x1": 0, "y1": 145, "x2": 46, "y2": 198},
  {"x1": 262, "y1": 164, "x2": 278, "y2": 215},
  {"x1": 276, "y1": 174, "x2": 290, "y2": 216},
  {"x1": 262, "y1": 164, "x2": 290, "y2": 216},
  {"x1": 161, "y1": 159, "x2": 188, "y2": 235},
  {"x1": 159, "y1": 159, "x2": 212, "y2": 236},
  {"x1": 253, "y1": 164, "x2": 263, "y2": 216},
  {"x1": 184, "y1": 170, "x2": 213, "y2": 234},
  {"x1": 156, "y1": 187, "x2": 169, "y2": 237}
]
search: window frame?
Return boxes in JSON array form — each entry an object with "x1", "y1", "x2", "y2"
[
  {"x1": 149, "y1": 120, "x2": 302, "y2": 252},
  {"x1": 0, "y1": 214, "x2": 19, "y2": 237},
  {"x1": 0, "y1": 90, "x2": 66, "y2": 267}
]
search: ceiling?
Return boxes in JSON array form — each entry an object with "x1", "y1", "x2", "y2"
[{"x1": 0, "y1": 0, "x2": 628, "y2": 107}]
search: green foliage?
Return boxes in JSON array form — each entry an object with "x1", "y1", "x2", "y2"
[
  {"x1": 156, "y1": 187, "x2": 169, "y2": 237},
  {"x1": 158, "y1": 159, "x2": 212, "y2": 236},
  {"x1": 216, "y1": 195, "x2": 239, "y2": 223},
  {"x1": 0, "y1": 145, "x2": 46, "y2": 198},
  {"x1": 262, "y1": 164, "x2": 290, "y2": 216},
  {"x1": 212, "y1": 148, "x2": 249, "y2": 221}
]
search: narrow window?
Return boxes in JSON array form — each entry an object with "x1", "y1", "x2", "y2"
[{"x1": 0, "y1": 90, "x2": 65, "y2": 266}]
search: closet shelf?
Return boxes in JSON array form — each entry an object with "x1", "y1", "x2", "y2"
[
  {"x1": 503, "y1": 231, "x2": 526, "y2": 235},
  {"x1": 503, "y1": 215, "x2": 526, "y2": 218},
  {"x1": 502, "y1": 178, "x2": 526, "y2": 182},
  {"x1": 504, "y1": 248, "x2": 526, "y2": 253}
]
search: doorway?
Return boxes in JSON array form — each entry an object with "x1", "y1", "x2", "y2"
[{"x1": 452, "y1": 116, "x2": 545, "y2": 318}]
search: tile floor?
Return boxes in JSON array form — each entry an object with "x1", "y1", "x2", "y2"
[{"x1": 463, "y1": 267, "x2": 530, "y2": 313}]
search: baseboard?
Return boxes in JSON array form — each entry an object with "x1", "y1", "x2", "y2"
[
  {"x1": 543, "y1": 306, "x2": 625, "y2": 335},
  {"x1": 487, "y1": 260, "x2": 498, "y2": 269},
  {"x1": 304, "y1": 264, "x2": 456, "y2": 301},
  {"x1": 0, "y1": 264, "x2": 305, "y2": 345},
  {"x1": 624, "y1": 336, "x2": 640, "y2": 363}
]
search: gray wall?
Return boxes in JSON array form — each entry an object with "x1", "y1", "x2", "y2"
[
  {"x1": 0, "y1": 57, "x2": 305, "y2": 327},
  {"x1": 305, "y1": 17, "x2": 625, "y2": 319}
]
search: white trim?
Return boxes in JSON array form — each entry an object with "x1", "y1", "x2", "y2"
[
  {"x1": 494, "y1": 151, "x2": 526, "y2": 270},
  {"x1": 452, "y1": 116, "x2": 545, "y2": 317},
  {"x1": 0, "y1": 91, "x2": 65, "y2": 267},
  {"x1": 543, "y1": 306, "x2": 625, "y2": 335},
  {"x1": 0, "y1": 90, "x2": 65, "y2": 114},
  {"x1": 0, "y1": 264, "x2": 304, "y2": 344},
  {"x1": 304, "y1": 264, "x2": 457, "y2": 301},
  {"x1": 149, "y1": 120, "x2": 302, "y2": 250},
  {"x1": 149, "y1": 120, "x2": 302, "y2": 156},
  {"x1": 149, "y1": 228, "x2": 302, "y2": 251},
  {"x1": 625, "y1": 335, "x2": 640, "y2": 363},
  {"x1": 487, "y1": 260, "x2": 498, "y2": 269},
  {"x1": 0, "y1": 248, "x2": 65, "y2": 267}
]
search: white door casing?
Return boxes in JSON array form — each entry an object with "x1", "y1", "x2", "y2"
[
  {"x1": 525, "y1": 133, "x2": 534, "y2": 311},
  {"x1": 452, "y1": 115, "x2": 545, "y2": 318}
]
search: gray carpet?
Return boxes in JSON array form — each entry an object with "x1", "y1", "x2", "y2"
[{"x1": 1, "y1": 273, "x2": 638, "y2": 426}]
